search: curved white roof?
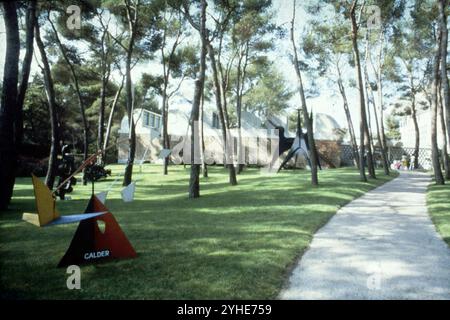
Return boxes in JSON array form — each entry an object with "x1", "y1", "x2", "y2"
[{"x1": 313, "y1": 113, "x2": 342, "y2": 140}]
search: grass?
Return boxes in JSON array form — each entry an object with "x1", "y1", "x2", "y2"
[
  {"x1": 0, "y1": 165, "x2": 396, "y2": 299},
  {"x1": 427, "y1": 183, "x2": 450, "y2": 247}
]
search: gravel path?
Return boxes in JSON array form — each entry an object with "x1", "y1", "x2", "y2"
[{"x1": 280, "y1": 171, "x2": 450, "y2": 300}]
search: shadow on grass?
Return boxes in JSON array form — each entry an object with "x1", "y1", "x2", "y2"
[{"x1": 0, "y1": 165, "x2": 397, "y2": 299}]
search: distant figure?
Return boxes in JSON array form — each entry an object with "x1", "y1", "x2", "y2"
[
  {"x1": 409, "y1": 155, "x2": 416, "y2": 170},
  {"x1": 401, "y1": 154, "x2": 409, "y2": 170}
]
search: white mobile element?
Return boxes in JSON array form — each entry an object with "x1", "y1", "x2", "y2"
[
  {"x1": 96, "y1": 191, "x2": 108, "y2": 204},
  {"x1": 159, "y1": 148, "x2": 172, "y2": 159},
  {"x1": 121, "y1": 182, "x2": 136, "y2": 203}
]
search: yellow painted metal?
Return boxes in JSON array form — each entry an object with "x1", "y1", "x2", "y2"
[{"x1": 22, "y1": 175, "x2": 60, "y2": 227}]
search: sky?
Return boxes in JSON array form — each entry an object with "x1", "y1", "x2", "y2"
[{"x1": 0, "y1": 1, "x2": 400, "y2": 137}]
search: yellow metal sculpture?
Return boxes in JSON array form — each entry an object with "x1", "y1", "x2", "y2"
[
  {"x1": 22, "y1": 175, "x2": 60, "y2": 226},
  {"x1": 23, "y1": 174, "x2": 105, "y2": 227}
]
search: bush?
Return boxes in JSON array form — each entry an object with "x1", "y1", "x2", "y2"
[{"x1": 16, "y1": 156, "x2": 48, "y2": 177}]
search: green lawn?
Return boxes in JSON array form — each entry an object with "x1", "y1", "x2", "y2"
[
  {"x1": 427, "y1": 183, "x2": 450, "y2": 246},
  {"x1": 0, "y1": 165, "x2": 396, "y2": 299}
]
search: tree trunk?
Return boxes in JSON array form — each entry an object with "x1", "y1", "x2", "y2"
[
  {"x1": 291, "y1": 0, "x2": 318, "y2": 186},
  {"x1": 103, "y1": 77, "x2": 124, "y2": 154},
  {"x1": 411, "y1": 105, "x2": 420, "y2": 169},
  {"x1": 123, "y1": 59, "x2": 136, "y2": 186},
  {"x1": 217, "y1": 38, "x2": 232, "y2": 132},
  {"x1": 200, "y1": 90, "x2": 208, "y2": 178},
  {"x1": 431, "y1": 28, "x2": 445, "y2": 185},
  {"x1": 160, "y1": 36, "x2": 170, "y2": 176},
  {"x1": 439, "y1": 0, "x2": 450, "y2": 158},
  {"x1": 123, "y1": 2, "x2": 137, "y2": 187},
  {"x1": 364, "y1": 117, "x2": 375, "y2": 180},
  {"x1": 98, "y1": 76, "x2": 109, "y2": 163},
  {"x1": 409, "y1": 69, "x2": 420, "y2": 170},
  {"x1": 161, "y1": 76, "x2": 169, "y2": 175},
  {"x1": 163, "y1": 97, "x2": 170, "y2": 175},
  {"x1": 364, "y1": 86, "x2": 376, "y2": 173},
  {"x1": 188, "y1": 0, "x2": 207, "y2": 198},
  {"x1": 350, "y1": 0, "x2": 368, "y2": 182},
  {"x1": 98, "y1": 30, "x2": 110, "y2": 164},
  {"x1": 372, "y1": 100, "x2": 389, "y2": 175},
  {"x1": 236, "y1": 53, "x2": 243, "y2": 174},
  {"x1": 35, "y1": 19, "x2": 60, "y2": 190},
  {"x1": 363, "y1": 37, "x2": 389, "y2": 175},
  {"x1": 0, "y1": 2, "x2": 20, "y2": 210},
  {"x1": 336, "y1": 66, "x2": 359, "y2": 167},
  {"x1": 376, "y1": 30, "x2": 389, "y2": 168},
  {"x1": 236, "y1": 43, "x2": 249, "y2": 174},
  {"x1": 362, "y1": 36, "x2": 376, "y2": 179},
  {"x1": 207, "y1": 43, "x2": 237, "y2": 185},
  {"x1": 15, "y1": 0, "x2": 37, "y2": 150},
  {"x1": 439, "y1": 82, "x2": 450, "y2": 179},
  {"x1": 48, "y1": 16, "x2": 89, "y2": 163}
]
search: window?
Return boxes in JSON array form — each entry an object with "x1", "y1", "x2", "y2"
[
  {"x1": 150, "y1": 114, "x2": 155, "y2": 127},
  {"x1": 143, "y1": 111, "x2": 162, "y2": 129},
  {"x1": 143, "y1": 112, "x2": 150, "y2": 127}
]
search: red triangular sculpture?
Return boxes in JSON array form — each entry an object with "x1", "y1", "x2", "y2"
[{"x1": 58, "y1": 195, "x2": 137, "y2": 268}]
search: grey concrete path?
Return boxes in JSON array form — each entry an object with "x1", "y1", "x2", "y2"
[{"x1": 280, "y1": 171, "x2": 450, "y2": 300}]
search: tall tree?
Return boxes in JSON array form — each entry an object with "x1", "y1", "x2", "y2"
[
  {"x1": 159, "y1": 5, "x2": 195, "y2": 175},
  {"x1": 350, "y1": 0, "x2": 374, "y2": 181},
  {"x1": 184, "y1": 0, "x2": 208, "y2": 198},
  {"x1": 438, "y1": 80, "x2": 450, "y2": 179},
  {"x1": 291, "y1": 0, "x2": 319, "y2": 185},
  {"x1": 47, "y1": 13, "x2": 90, "y2": 167},
  {"x1": 16, "y1": 0, "x2": 37, "y2": 150},
  {"x1": 93, "y1": 9, "x2": 128, "y2": 164},
  {"x1": 207, "y1": 42, "x2": 238, "y2": 185},
  {"x1": 97, "y1": 19, "x2": 112, "y2": 164},
  {"x1": 160, "y1": 7, "x2": 182, "y2": 176},
  {"x1": 431, "y1": 26, "x2": 445, "y2": 184},
  {"x1": 391, "y1": 3, "x2": 432, "y2": 169},
  {"x1": 242, "y1": 64, "x2": 293, "y2": 118},
  {"x1": 200, "y1": 90, "x2": 208, "y2": 178},
  {"x1": 183, "y1": 0, "x2": 238, "y2": 185},
  {"x1": 320, "y1": 0, "x2": 376, "y2": 179},
  {"x1": 230, "y1": 5, "x2": 274, "y2": 173},
  {"x1": 103, "y1": 74, "x2": 125, "y2": 154},
  {"x1": 122, "y1": 0, "x2": 138, "y2": 186},
  {"x1": 34, "y1": 11, "x2": 61, "y2": 189},
  {"x1": 0, "y1": 2, "x2": 20, "y2": 210},
  {"x1": 103, "y1": 0, "x2": 162, "y2": 186},
  {"x1": 363, "y1": 30, "x2": 389, "y2": 175},
  {"x1": 302, "y1": 20, "x2": 360, "y2": 168},
  {"x1": 365, "y1": 0, "x2": 405, "y2": 175},
  {"x1": 438, "y1": 0, "x2": 449, "y2": 159}
]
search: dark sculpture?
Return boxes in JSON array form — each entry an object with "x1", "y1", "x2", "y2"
[
  {"x1": 55, "y1": 145, "x2": 76, "y2": 200},
  {"x1": 271, "y1": 111, "x2": 322, "y2": 172},
  {"x1": 84, "y1": 164, "x2": 111, "y2": 183}
]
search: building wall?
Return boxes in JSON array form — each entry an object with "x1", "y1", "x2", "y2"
[
  {"x1": 119, "y1": 131, "x2": 281, "y2": 166},
  {"x1": 117, "y1": 108, "x2": 344, "y2": 167}
]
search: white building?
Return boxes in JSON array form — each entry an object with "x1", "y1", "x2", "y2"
[
  {"x1": 118, "y1": 109, "x2": 163, "y2": 163},
  {"x1": 117, "y1": 103, "x2": 343, "y2": 165}
]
